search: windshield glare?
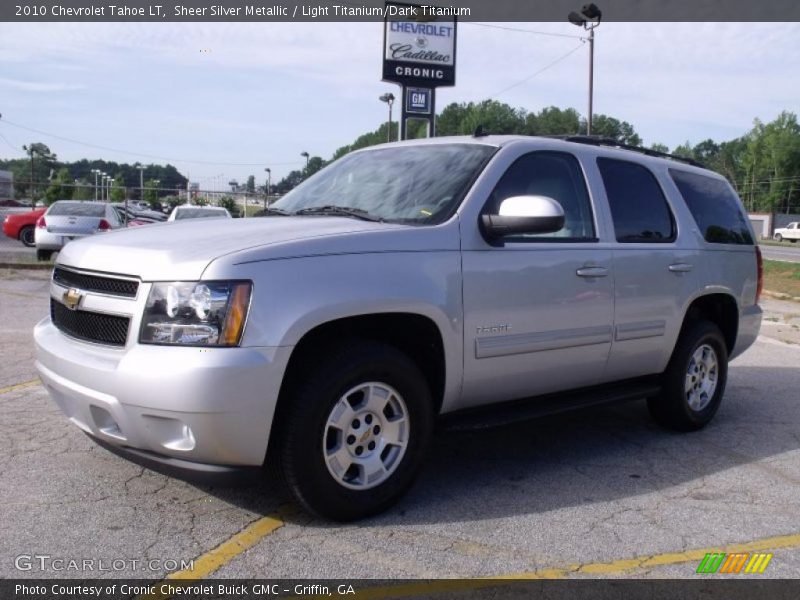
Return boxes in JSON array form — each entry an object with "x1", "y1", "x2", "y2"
[{"x1": 272, "y1": 144, "x2": 495, "y2": 224}]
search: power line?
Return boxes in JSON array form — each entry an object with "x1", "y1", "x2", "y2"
[
  {"x1": 465, "y1": 22, "x2": 584, "y2": 40},
  {"x1": 488, "y1": 43, "x2": 585, "y2": 99},
  {"x1": 0, "y1": 118, "x2": 303, "y2": 167}
]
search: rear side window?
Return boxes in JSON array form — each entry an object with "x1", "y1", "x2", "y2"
[
  {"x1": 597, "y1": 158, "x2": 675, "y2": 243},
  {"x1": 48, "y1": 203, "x2": 105, "y2": 217},
  {"x1": 669, "y1": 169, "x2": 753, "y2": 245}
]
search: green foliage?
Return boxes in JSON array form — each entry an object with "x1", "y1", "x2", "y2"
[
  {"x1": 43, "y1": 168, "x2": 73, "y2": 205},
  {"x1": 110, "y1": 173, "x2": 126, "y2": 202},
  {"x1": 245, "y1": 175, "x2": 256, "y2": 193},
  {"x1": 143, "y1": 179, "x2": 160, "y2": 206},
  {"x1": 217, "y1": 196, "x2": 240, "y2": 217},
  {"x1": 650, "y1": 143, "x2": 670, "y2": 154},
  {"x1": 163, "y1": 195, "x2": 183, "y2": 212}
]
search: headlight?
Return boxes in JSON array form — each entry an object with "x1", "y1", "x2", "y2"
[{"x1": 140, "y1": 281, "x2": 252, "y2": 346}]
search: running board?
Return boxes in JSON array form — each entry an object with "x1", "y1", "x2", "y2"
[{"x1": 439, "y1": 378, "x2": 662, "y2": 432}]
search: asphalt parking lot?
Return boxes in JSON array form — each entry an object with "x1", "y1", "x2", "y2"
[{"x1": 2, "y1": 266, "x2": 800, "y2": 586}]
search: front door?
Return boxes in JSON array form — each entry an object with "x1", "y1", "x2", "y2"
[{"x1": 460, "y1": 150, "x2": 614, "y2": 409}]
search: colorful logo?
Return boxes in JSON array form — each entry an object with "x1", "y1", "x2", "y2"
[{"x1": 696, "y1": 552, "x2": 773, "y2": 574}]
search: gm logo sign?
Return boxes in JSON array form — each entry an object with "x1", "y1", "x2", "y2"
[
  {"x1": 696, "y1": 552, "x2": 773, "y2": 574},
  {"x1": 405, "y1": 87, "x2": 431, "y2": 115}
]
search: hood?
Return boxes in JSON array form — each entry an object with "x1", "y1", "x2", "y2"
[{"x1": 56, "y1": 216, "x2": 411, "y2": 280}]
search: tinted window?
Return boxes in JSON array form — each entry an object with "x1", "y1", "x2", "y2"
[
  {"x1": 488, "y1": 151, "x2": 595, "y2": 240},
  {"x1": 175, "y1": 208, "x2": 229, "y2": 220},
  {"x1": 273, "y1": 144, "x2": 496, "y2": 224},
  {"x1": 670, "y1": 168, "x2": 753, "y2": 244},
  {"x1": 48, "y1": 202, "x2": 105, "y2": 217},
  {"x1": 597, "y1": 158, "x2": 675, "y2": 243}
]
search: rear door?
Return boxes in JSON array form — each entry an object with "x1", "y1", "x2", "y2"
[{"x1": 595, "y1": 157, "x2": 697, "y2": 380}]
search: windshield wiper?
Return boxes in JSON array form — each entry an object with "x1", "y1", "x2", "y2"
[{"x1": 293, "y1": 205, "x2": 383, "y2": 222}]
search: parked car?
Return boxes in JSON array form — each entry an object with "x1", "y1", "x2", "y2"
[
  {"x1": 773, "y1": 222, "x2": 800, "y2": 242},
  {"x1": 34, "y1": 200, "x2": 123, "y2": 261},
  {"x1": 167, "y1": 205, "x2": 232, "y2": 221},
  {"x1": 3, "y1": 207, "x2": 46, "y2": 247},
  {"x1": 35, "y1": 136, "x2": 762, "y2": 521},
  {"x1": 112, "y1": 203, "x2": 167, "y2": 225}
]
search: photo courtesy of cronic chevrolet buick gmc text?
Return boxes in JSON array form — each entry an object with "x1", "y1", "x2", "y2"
[{"x1": 34, "y1": 135, "x2": 762, "y2": 521}]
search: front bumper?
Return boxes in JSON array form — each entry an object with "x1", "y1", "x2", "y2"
[{"x1": 34, "y1": 317, "x2": 292, "y2": 469}]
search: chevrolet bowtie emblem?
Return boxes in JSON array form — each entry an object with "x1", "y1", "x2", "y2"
[{"x1": 62, "y1": 288, "x2": 83, "y2": 311}]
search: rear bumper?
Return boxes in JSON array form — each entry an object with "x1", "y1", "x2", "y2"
[
  {"x1": 34, "y1": 229, "x2": 90, "y2": 250},
  {"x1": 34, "y1": 317, "x2": 293, "y2": 468},
  {"x1": 731, "y1": 303, "x2": 762, "y2": 360}
]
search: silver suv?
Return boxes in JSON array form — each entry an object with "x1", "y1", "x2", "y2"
[{"x1": 34, "y1": 136, "x2": 762, "y2": 520}]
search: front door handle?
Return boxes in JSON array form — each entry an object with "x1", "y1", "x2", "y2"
[
  {"x1": 668, "y1": 263, "x2": 693, "y2": 273},
  {"x1": 576, "y1": 266, "x2": 609, "y2": 278}
]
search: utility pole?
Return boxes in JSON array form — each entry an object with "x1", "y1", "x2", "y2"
[{"x1": 379, "y1": 93, "x2": 395, "y2": 142}]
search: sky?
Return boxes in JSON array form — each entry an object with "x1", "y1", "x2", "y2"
[{"x1": 0, "y1": 21, "x2": 797, "y2": 189}]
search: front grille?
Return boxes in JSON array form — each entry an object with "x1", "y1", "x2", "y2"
[
  {"x1": 50, "y1": 299, "x2": 130, "y2": 347},
  {"x1": 53, "y1": 267, "x2": 139, "y2": 298}
]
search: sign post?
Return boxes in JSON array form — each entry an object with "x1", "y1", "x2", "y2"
[{"x1": 382, "y1": 1, "x2": 456, "y2": 140}]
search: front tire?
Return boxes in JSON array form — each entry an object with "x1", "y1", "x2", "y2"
[
  {"x1": 274, "y1": 340, "x2": 434, "y2": 521},
  {"x1": 775, "y1": 234, "x2": 783, "y2": 242},
  {"x1": 19, "y1": 226, "x2": 35, "y2": 247},
  {"x1": 648, "y1": 320, "x2": 728, "y2": 432}
]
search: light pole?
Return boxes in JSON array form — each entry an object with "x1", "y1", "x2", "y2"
[
  {"x1": 136, "y1": 164, "x2": 145, "y2": 205},
  {"x1": 152, "y1": 179, "x2": 160, "y2": 207},
  {"x1": 91, "y1": 169, "x2": 100, "y2": 201},
  {"x1": 108, "y1": 178, "x2": 115, "y2": 202},
  {"x1": 379, "y1": 93, "x2": 395, "y2": 143},
  {"x1": 264, "y1": 167, "x2": 271, "y2": 212},
  {"x1": 568, "y1": 3, "x2": 602, "y2": 136},
  {"x1": 300, "y1": 151, "x2": 309, "y2": 170}
]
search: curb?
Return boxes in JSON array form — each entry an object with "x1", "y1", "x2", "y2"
[
  {"x1": 0, "y1": 262, "x2": 53, "y2": 270},
  {"x1": 763, "y1": 290, "x2": 800, "y2": 303}
]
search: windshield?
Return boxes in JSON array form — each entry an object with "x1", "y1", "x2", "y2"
[
  {"x1": 48, "y1": 203, "x2": 105, "y2": 217},
  {"x1": 272, "y1": 143, "x2": 496, "y2": 224}
]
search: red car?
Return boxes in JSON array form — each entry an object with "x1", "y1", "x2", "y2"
[{"x1": 2, "y1": 207, "x2": 46, "y2": 247}]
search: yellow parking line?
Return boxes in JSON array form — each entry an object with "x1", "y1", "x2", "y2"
[
  {"x1": 136, "y1": 505, "x2": 292, "y2": 600},
  {"x1": 0, "y1": 379, "x2": 40, "y2": 395},
  {"x1": 342, "y1": 531, "x2": 800, "y2": 599}
]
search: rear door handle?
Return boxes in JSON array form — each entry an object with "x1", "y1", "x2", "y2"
[
  {"x1": 668, "y1": 263, "x2": 693, "y2": 273},
  {"x1": 576, "y1": 266, "x2": 609, "y2": 278}
]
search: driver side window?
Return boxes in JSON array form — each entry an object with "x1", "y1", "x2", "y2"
[{"x1": 487, "y1": 151, "x2": 596, "y2": 241}]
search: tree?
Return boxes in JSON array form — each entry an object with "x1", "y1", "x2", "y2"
[
  {"x1": 218, "y1": 196, "x2": 240, "y2": 217},
  {"x1": 585, "y1": 114, "x2": 642, "y2": 145},
  {"x1": 650, "y1": 143, "x2": 670, "y2": 154},
  {"x1": 143, "y1": 179, "x2": 160, "y2": 206},
  {"x1": 246, "y1": 175, "x2": 256, "y2": 193},
  {"x1": 110, "y1": 173, "x2": 126, "y2": 202},
  {"x1": 72, "y1": 178, "x2": 94, "y2": 200},
  {"x1": 525, "y1": 106, "x2": 581, "y2": 136},
  {"x1": 21, "y1": 142, "x2": 57, "y2": 200},
  {"x1": 43, "y1": 168, "x2": 73, "y2": 205}
]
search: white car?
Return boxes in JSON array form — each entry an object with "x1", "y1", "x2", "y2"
[
  {"x1": 773, "y1": 222, "x2": 800, "y2": 242},
  {"x1": 168, "y1": 205, "x2": 232, "y2": 221}
]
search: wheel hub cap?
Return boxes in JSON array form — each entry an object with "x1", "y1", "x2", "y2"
[
  {"x1": 323, "y1": 382, "x2": 409, "y2": 490},
  {"x1": 684, "y1": 344, "x2": 718, "y2": 411}
]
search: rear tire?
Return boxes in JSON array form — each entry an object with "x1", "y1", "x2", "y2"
[
  {"x1": 36, "y1": 249, "x2": 53, "y2": 262},
  {"x1": 18, "y1": 226, "x2": 35, "y2": 247},
  {"x1": 648, "y1": 320, "x2": 728, "y2": 432},
  {"x1": 273, "y1": 340, "x2": 434, "y2": 521}
]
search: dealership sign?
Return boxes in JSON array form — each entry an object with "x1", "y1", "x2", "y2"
[{"x1": 382, "y1": 2, "x2": 457, "y2": 88}]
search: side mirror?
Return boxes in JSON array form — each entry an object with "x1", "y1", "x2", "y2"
[{"x1": 481, "y1": 195, "x2": 565, "y2": 239}]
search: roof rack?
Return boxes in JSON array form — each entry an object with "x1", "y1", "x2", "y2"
[{"x1": 546, "y1": 135, "x2": 703, "y2": 167}]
